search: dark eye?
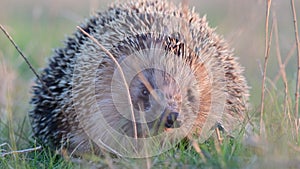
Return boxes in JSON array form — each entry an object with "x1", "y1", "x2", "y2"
[{"x1": 142, "y1": 89, "x2": 149, "y2": 96}]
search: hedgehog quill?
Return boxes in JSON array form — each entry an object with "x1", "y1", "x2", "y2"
[{"x1": 29, "y1": 0, "x2": 249, "y2": 158}]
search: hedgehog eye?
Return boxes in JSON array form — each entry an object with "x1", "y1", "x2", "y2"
[{"x1": 142, "y1": 89, "x2": 149, "y2": 96}]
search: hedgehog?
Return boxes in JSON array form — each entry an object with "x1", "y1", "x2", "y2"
[{"x1": 29, "y1": 0, "x2": 249, "y2": 158}]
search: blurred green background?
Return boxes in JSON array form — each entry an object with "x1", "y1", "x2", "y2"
[{"x1": 0, "y1": 0, "x2": 299, "y2": 130}]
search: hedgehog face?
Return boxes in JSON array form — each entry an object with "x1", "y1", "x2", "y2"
[
  {"x1": 107, "y1": 34, "x2": 204, "y2": 138},
  {"x1": 129, "y1": 68, "x2": 183, "y2": 136}
]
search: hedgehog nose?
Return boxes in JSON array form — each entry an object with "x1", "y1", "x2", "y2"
[{"x1": 165, "y1": 112, "x2": 179, "y2": 128}]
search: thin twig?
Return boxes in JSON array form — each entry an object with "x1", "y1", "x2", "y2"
[
  {"x1": 0, "y1": 143, "x2": 12, "y2": 152},
  {"x1": 291, "y1": 0, "x2": 300, "y2": 124},
  {"x1": 1, "y1": 146, "x2": 42, "y2": 157},
  {"x1": 273, "y1": 42, "x2": 296, "y2": 83},
  {"x1": 260, "y1": 0, "x2": 273, "y2": 136},
  {"x1": 0, "y1": 24, "x2": 51, "y2": 95},
  {"x1": 191, "y1": 140, "x2": 207, "y2": 163},
  {"x1": 273, "y1": 13, "x2": 290, "y2": 118},
  {"x1": 274, "y1": 13, "x2": 294, "y2": 138},
  {"x1": 76, "y1": 26, "x2": 138, "y2": 140},
  {"x1": 215, "y1": 128, "x2": 223, "y2": 145}
]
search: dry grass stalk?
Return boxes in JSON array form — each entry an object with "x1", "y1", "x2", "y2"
[
  {"x1": 0, "y1": 56, "x2": 15, "y2": 120},
  {"x1": 290, "y1": 0, "x2": 300, "y2": 125},
  {"x1": 260, "y1": 0, "x2": 273, "y2": 136},
  {"x1": 1, "y1": 145, "x2": 42, "y2": 157},
  {"x1": 76, "y1": 26, "x2": 138, "y2": 140},
  {"x1": 273, "y1": 14, "x2": 296, "y2": 141},
  {"x1": 215, "y1": 128, "x2": 223, "y2": 145},
  {"x1": 191, "y1": 140, "x2": 207, "y2": 163},
  {"x1": 273, "y1": 42, "x2": 296, "y2": 83},
  {"x1": 273, "y1": 14, "x2": 292, "y2": 127},
  {"x1": 0, "y1": 24, "x2": 51, "y2": 95},
  {"x1": 214, "y1": 129, "x2": 222, "y2": 156}
]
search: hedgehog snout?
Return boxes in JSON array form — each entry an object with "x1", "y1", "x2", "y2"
[{"x1": 165, "y1": 111, "x2": 179, "y2": 128}]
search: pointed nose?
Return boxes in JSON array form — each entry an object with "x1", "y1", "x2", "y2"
[{"x1": 165, "y1": 112, "x2": 179, "y2": 128}]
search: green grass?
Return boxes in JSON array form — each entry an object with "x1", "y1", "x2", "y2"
[
  {"x1": 0, "y1": 130, "x2": 252, "y2": 169},
  {"x1": 1, "y1": 0, "x2": 300, "y2": 168}
]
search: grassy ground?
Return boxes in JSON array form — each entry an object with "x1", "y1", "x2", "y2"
[{"x1": 1, "y1": 0, "x2": 300, "y2": 168}]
